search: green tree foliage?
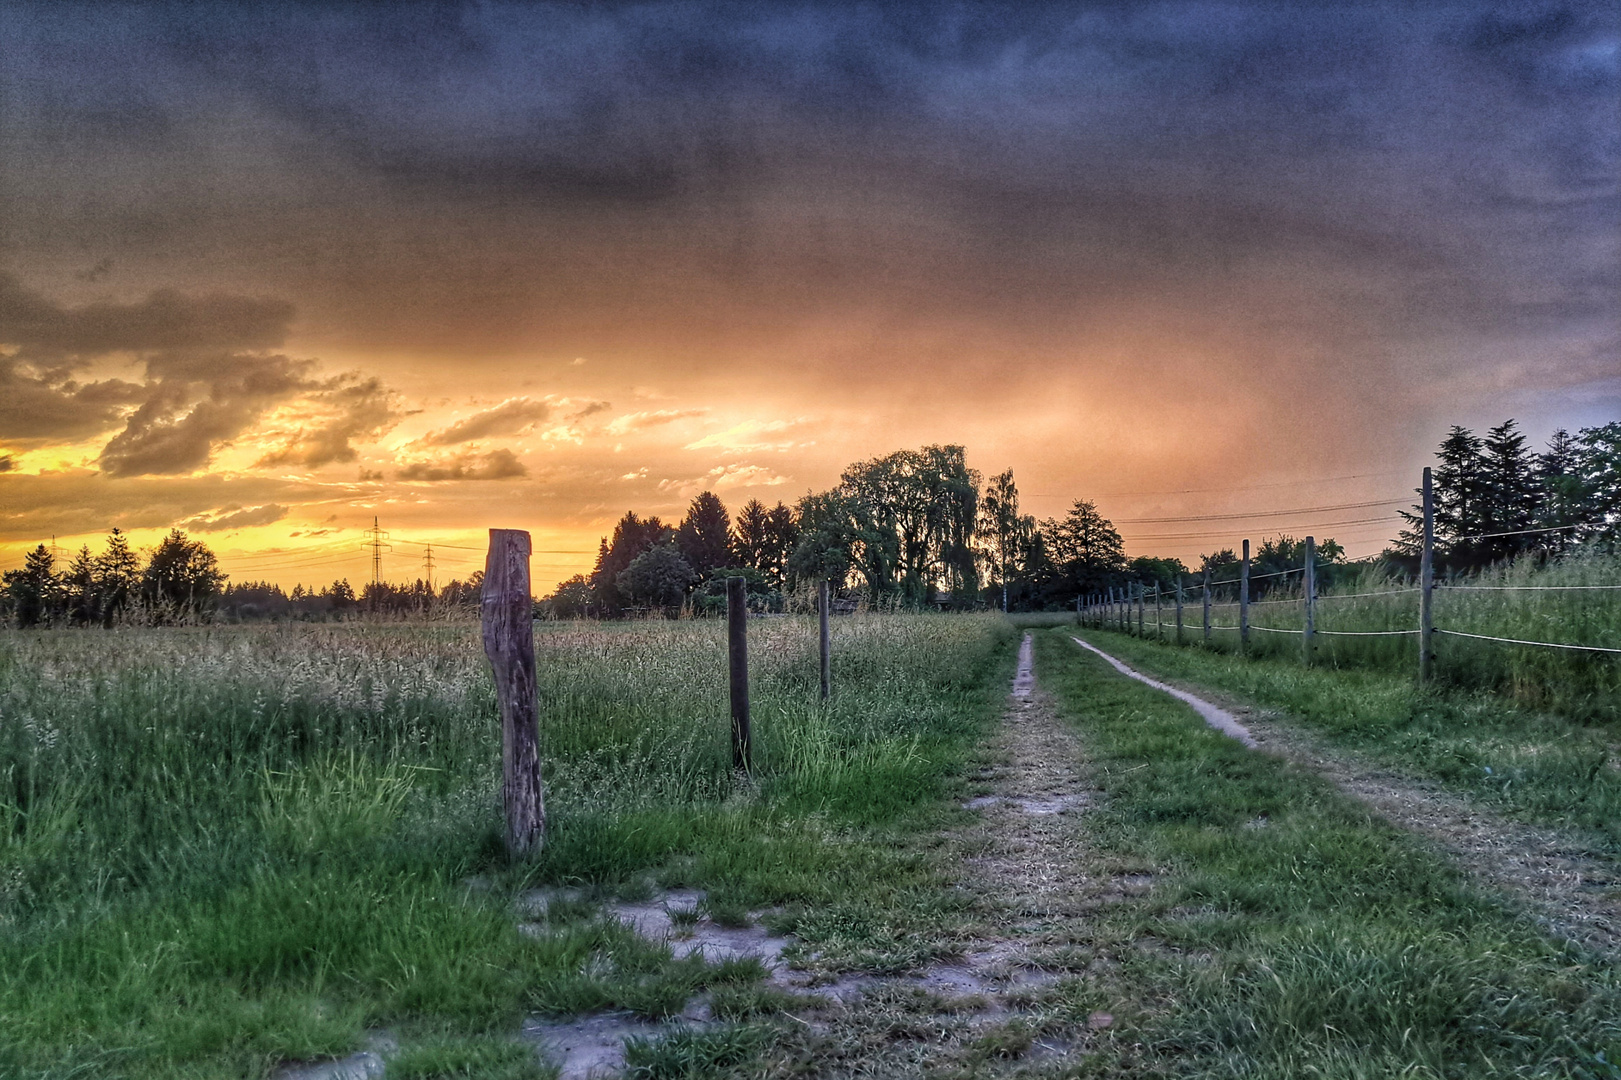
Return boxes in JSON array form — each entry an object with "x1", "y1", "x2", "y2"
[
  {"x1": 676, "y1": 491, "x2": 733, "y2": 579},
  {"x1": 786, "y1": 490, "x2": 872, "y2": 593},
  {"x1": 63, "y1": 546, "x2": 99, "y2": 626},
  {"x1": 141, "y1": 530, "x2": 225, "y2": 621},
  {"x1": 732, "y1": 499, "x2": 798, "y2": 588},
  {"x1": 616, "y1": 543, "x2": 696, "y2": 611},
  {"x1": 542, "y1": 574, "x2": 593, "y2": 618},
  {"x1": 1398, "y1": 420, "x2": 1621, "y2": 569},
  {"x1": 3, "y1": 545, "x2": 59, "y2": 628},
  {"x1": 832, "y1": 445, "x2": 979, "y2": 603},
  {"x1": 589, "y1": 512, "x2": 671, "y2": 615},
  {"x1": 980, "y1": 469, "x2": 1033, "y2": 612},
  {"x1": 1128, "y1": 555, "x2": 1191, "y2": 591}
]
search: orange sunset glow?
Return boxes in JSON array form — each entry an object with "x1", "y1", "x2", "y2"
[{"x1": 3, "y1": 5, "x2": 1616, "y2": 593}]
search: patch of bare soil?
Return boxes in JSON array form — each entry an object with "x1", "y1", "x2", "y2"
[{"x1": 1074, "y1": 637, "x2": 1621, "y2": 958}]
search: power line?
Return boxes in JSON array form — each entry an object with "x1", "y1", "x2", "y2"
[
  {"x1": 1116, "y1": 498, "x2": 1406, "y2": 524},
  {"x1": 1027, "y1": 469, "x2": 1407, "y2": 500},
  {"x1": 1117, "y1": 515, "x2": 1398, "y2": 541}
]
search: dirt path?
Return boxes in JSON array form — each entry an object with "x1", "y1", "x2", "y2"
[{"x1": 1072, "y1": 635, "x2": 1621, "y2": 959}]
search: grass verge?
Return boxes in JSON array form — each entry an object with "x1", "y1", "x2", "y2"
[
  {"x1": 1034, "y1": 629, "x2": 1621, "y2": 1079},
  {"x1": 1066, "y1": 626, "x2": 1621, "y2": 854}
]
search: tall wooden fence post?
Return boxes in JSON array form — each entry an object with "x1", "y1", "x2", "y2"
[
  {"x1": 1175, "y1": 575, "x2": 1184, "y2": 645},
  {"x1": 482, "y1": 529, "x2": 545, "y2": 859},
  {"x1": 1154, "y1": 583, "x2": 1163, "y2": 640},
  {"x1": 1303, "y1": 535, "x2": 1316, "y2": 666},
  {"x1": 728, "y1": 577, "x2": 752, "y2": 771},
  {"x1": 1136, "y1": 583, "x2": 1145, "y2": 636},
  {"x1": 818, "y1": 579, "x2": 831, "y2": 701},
  {"x1": 1420, "y1": 466, "x2": 1434, "y2": 683},
  {"x1": 1239, "y1": 539, "x2": 1251, "y2": 653},
  {"x1": 1202, "y1": 568, "x2": 1211, "y2": 645}
]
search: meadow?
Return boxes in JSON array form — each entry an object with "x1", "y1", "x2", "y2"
[{"x1": 0, "y1": 613, "x2": 1016, "y2": 1079}]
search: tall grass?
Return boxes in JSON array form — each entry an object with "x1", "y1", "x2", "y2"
[
  {"x1": 1123, "y1": 549, "x2": 1621, "y2": 719},
  {"x1": 0, "y1": 613, "x2": 1013, "y2": 1078}
]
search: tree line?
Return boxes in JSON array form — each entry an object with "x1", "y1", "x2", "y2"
[
  {"x1": 1395, "y1": 420, "x2": 1620, "y2": 570},
  {"x1": 0, "y1": 528, "x2": 485, "y2": 628},
  {"x1": 8, "y1": 422, "x2": 1612, "y2": 627}
]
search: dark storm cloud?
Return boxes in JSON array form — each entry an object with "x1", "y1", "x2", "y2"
[
  {"x1": 0, "y1": 271, "x2": 292, "y2": 362},
  {"x1": 0, "y1": 1, "x2": 1615, "y2": 461}
]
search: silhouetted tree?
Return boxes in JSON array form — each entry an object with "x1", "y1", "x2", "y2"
[
  {"x1": 142, "y1": 530, "x2": 225, "y2": 621},
  {"x1": 676, "y1": 491, "x2": 733, "y2": 579},
  {"x1": 3, "y1": 544, "x2": 59, "y2": 628},
  {"x1": 95, "y1": 529, "x2": 140, "y2": 626},
  {"x1": 590, "y1": 512, "x2": 671, "y2": 616}
]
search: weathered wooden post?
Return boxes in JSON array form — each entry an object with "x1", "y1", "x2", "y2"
[
  {"x1": 1303, "y1": 536, "x2": 1316, "y2": 665},
  {"x1": 1136, "y1": 582, "x2": 1145, "y2": 636},
  {"x1": 482, "y1": 529, "x2": 544, "y2": 858},
  {"x1": 1154, "y1": 583, "x2": 1163, "y2": 640},
  {"x1": 1175, "y1": 575, "x2": 1184, "y2": 645},
  {"x1": 1420, "y1": 466, "x2": 1434, "y2": 683},
  {"x1": 1239, "y1": 539, "x2": 1251, "y2": 653},
  {"x1": 728, "y1": 576, "x2": 752, "y2": 771},
  {"x1": 1202, "y1": 568, "x2": 1211, "y2": 645},
  {"x1": 818, "y1": 579, "x2": 831, "y2": 701}
]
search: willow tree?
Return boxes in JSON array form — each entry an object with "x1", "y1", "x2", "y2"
[{"x1": 835, "y1": 445, "x2": 980, "y2": 604}]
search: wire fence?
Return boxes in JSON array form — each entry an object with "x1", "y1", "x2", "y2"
[{"x1": 1077, "y1": 473, "x2": 1619, "y2": 715}]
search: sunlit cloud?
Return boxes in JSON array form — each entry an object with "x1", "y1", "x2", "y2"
[
  {"x1": 683, "y1": 419, "x2": 808, "y2": 453},
  {"x1": 605, "y1": 409, "x2": 709, "y2": 436}
]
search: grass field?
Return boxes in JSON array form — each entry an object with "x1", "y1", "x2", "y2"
[
  {"x1": 1035, "y1": 629, "x2": 1621, "y2": 1079},
  {"x1": 0, "y1": 614, "x2": 1016, "y2": 1079}
]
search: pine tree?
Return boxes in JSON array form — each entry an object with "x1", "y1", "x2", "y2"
[
  {"x1": 1576, "y1": 422, "x2": 1621, "y2": 548},
  {"x1": 3, "y1": 544, "x2": 59, "y2": 628},
  {"x1": 64, "y1": 545, "x2": 99, "y2": 626},
  {"x1": 675, "y1": 492, "x2": 732, "y2": 579},
  {"x1": 1480, "y1": 420, "x2": 1540, "y2": 561},
  {"x1": 94, "y1": 528, "x2": 140, "y2": 626},
  {"x1": 1537, "y1": 429, "x2": 1588, "y2": 555},
  {"x1": 1430, "y1": 426, "x2": 1489, "y2": 567},
  {"x1": 732, "y1": 500, "x2": 770, "y2": 573}
]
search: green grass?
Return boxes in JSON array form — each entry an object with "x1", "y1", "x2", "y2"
[
  {"x1": 1034, "y1": 629, "x2": 1621, "y2": 1079},
  {"x1": 0, "y1": 614, "x2": 1015, "y2": 1078},
  {"x1": 1068, "y1": 625, "x2": 1621, "y2": 854},
  {"x1": 1105, "y1": 550, "x2": 1621, "y2": 720}
]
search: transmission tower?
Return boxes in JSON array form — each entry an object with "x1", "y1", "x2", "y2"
[
  {"x1": 423, "y1": 543, "x2": 436, "y2": 591},
  {"x1": 362, "y1": 516, "x2": 392, "y2": 585}
]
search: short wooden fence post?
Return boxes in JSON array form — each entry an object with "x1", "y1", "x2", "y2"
[
  {"x1": 1303, "y1": 535, "x2": 1316, "y2": 665},
  {"x1": 1175, "y1": 575, "x2": 1184, "y2": 645},
  {"x1": 819, "y1": 579, "x2": 831, "y2": 701},
  {"x1": 1154, "y1": 583, "x2": 1163, "y2": 641},
  {"x1": 1239, "y1": 539, "x2": 1251, "y2": 653},
  {"x1": 728, "y1": 577, "x2": 752, "y2": 771},
  {"x1": 1202, "y1": 568, "x2": 1211, "y2": 645},
  {"x1": 1420, "y1": 466, "x2": 1435, "y2": 683},
  {"x1": 482, "y1": 529, "x2": 545, "y2": 859}
]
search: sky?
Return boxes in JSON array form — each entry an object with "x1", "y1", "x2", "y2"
[{"x1": 2, "y1": 1, "x2": 1617, "y2": 590}]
